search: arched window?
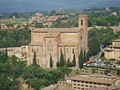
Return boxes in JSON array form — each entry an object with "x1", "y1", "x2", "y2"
[{"x1": 81, "y1": 20, "x2": 83, "y2": 25}]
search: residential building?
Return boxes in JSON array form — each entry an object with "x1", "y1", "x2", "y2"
[
  {"x1": 0, "y1": 46, "x2": 28, "y2": 61},
  {"x1": 104, "y1": 39, "x2": 120, "y2": 60},
  {"x1": 66, "y1": 74, "x2": 120, "y2": 90}
]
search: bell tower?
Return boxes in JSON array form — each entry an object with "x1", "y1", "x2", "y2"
[
  {"x1": 78, "y1": 15, "x2": 88, "y2": 56},
  {"x1": 78, "y1": 15, "x2": 88, "y2": 30}
]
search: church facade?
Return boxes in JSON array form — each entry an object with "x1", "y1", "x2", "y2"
[{"x1": 27, "y1": 15, "x2": 88, "y2": 68}]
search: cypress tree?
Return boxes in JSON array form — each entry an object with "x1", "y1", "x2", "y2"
[
  {"x1": 57, "y1": 62, "x2": 60, "y2": 67},
  {"x1": 50, "y1": 55, "x2": 53, "y2": 68},
  {"x1": 86, "y1": 51, "x2": 89, "y2": 62},
  {"x1": 60, "y1": 51, "x2": 65, "y2": 66},
  {"x1": 4, "y1": 48, "x2": 8, "y2": 62},
  {"x1": 67, "y1": 58, "x2": 72, "y2": 67},
  {"x1": 33, "y1": 50, "x2": 37, "y2": 65},
  {"x1": 72, "y1": 54, "x2": 76, "y2": 66},
  {"x1": 88, "y1": 37, "x2": 100, "y2": 57},
  {"x1": 79, "y1": 50, "x2": 84, "y2": 69},
  {"x1": 1, "y1": 48, "x2": 8, "y2": 63},
  {"x1": 83, "y1": 50, "x2": 86, "y2": 63}
]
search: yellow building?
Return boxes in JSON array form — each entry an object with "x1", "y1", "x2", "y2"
[
  {"x1": 67, "y1": 74, "x2": 120, "y2": 90},
  {"x1": 104, "y1": 39, "x2": 120, "y2": 60}
]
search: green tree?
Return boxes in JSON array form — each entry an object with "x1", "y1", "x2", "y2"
[
  {"x1": 116, "y1": 61, "x2": 120, "y2": 65},
  {"x1": 87, "y1": 27, "x2": 119, "y2": 58},
  {"x1": 33, "y1": 51, "x2": 37, "y2": 65},
  {"x1": 109, "y1": 58, "x2": 116, "y2": 65},
  {"x1": 0, "y1": 50, "x2": 8, "y2": 63},
  {"x1": 60, "y1": 51, "x2": 65, "y2": 67},
  {"x1": 23, "y1": 64, "x2": 72, "y2": 90},
  {"x1": 50, "y1": 55, "x2": 53, "y2": 68},
  {"x1": 67, "y1": 58, "x2": 73, "y2": 67},
  {"x1": 8, "y1": 56, "x2": 26, "y2": 80},
  {"x1": 72, "y1": 54, "x2": 76, "y2": 66},
  {"x1": 104, "y1": 61, "x2": 111, "y2": 66},
  {"x1": 116, "y1": 70, "x2": 120, "y2": 76},
  {"x1": 83, "y1": 51, "x2": 87, "y2": 63},
  {"x1": 86, "y1": 52, "x2": 89, "y2": 62},
  {"x1": 4, "y1": 48, "x2": 8, "y2": 62},
  {"x1": 56, "y1": 62, "x2": 60, "y2": 67},
  {"x1": 0, "y1": 29, "x2": 31, "y2": 48},
  {"x1": 100, "y1": 57, "x2": 107, "y2": 61},
  {"x1": 27, "y1": 78, "x2": 41, "y2": 90},
  {"x1": 79, "y1": 50, "x2": 84, "y2": 69},
  {"x1": 35, "y1": 22, "x2": 44, "y2": 28},
  {"x1": 0, "y1": 52, "x2": 26, "y2": 90},
  {"x1": 88, "y1": 37, "x2": 100, "y2": 57}
]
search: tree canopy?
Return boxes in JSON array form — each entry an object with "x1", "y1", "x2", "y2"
[
  {"x1": 88, "y1": 28, "x2": 120, "y2": 57},
  {"x1": 0, "y1": 29, "x2": 31, "y2": 48},
  {"x1": 0, "y1": 51, "x2": 72, "y2": 90}
]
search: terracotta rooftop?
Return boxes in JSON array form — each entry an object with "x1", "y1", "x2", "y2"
[{"x1": 71, "y1": 76, "x2": 116, "y2": 84}]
